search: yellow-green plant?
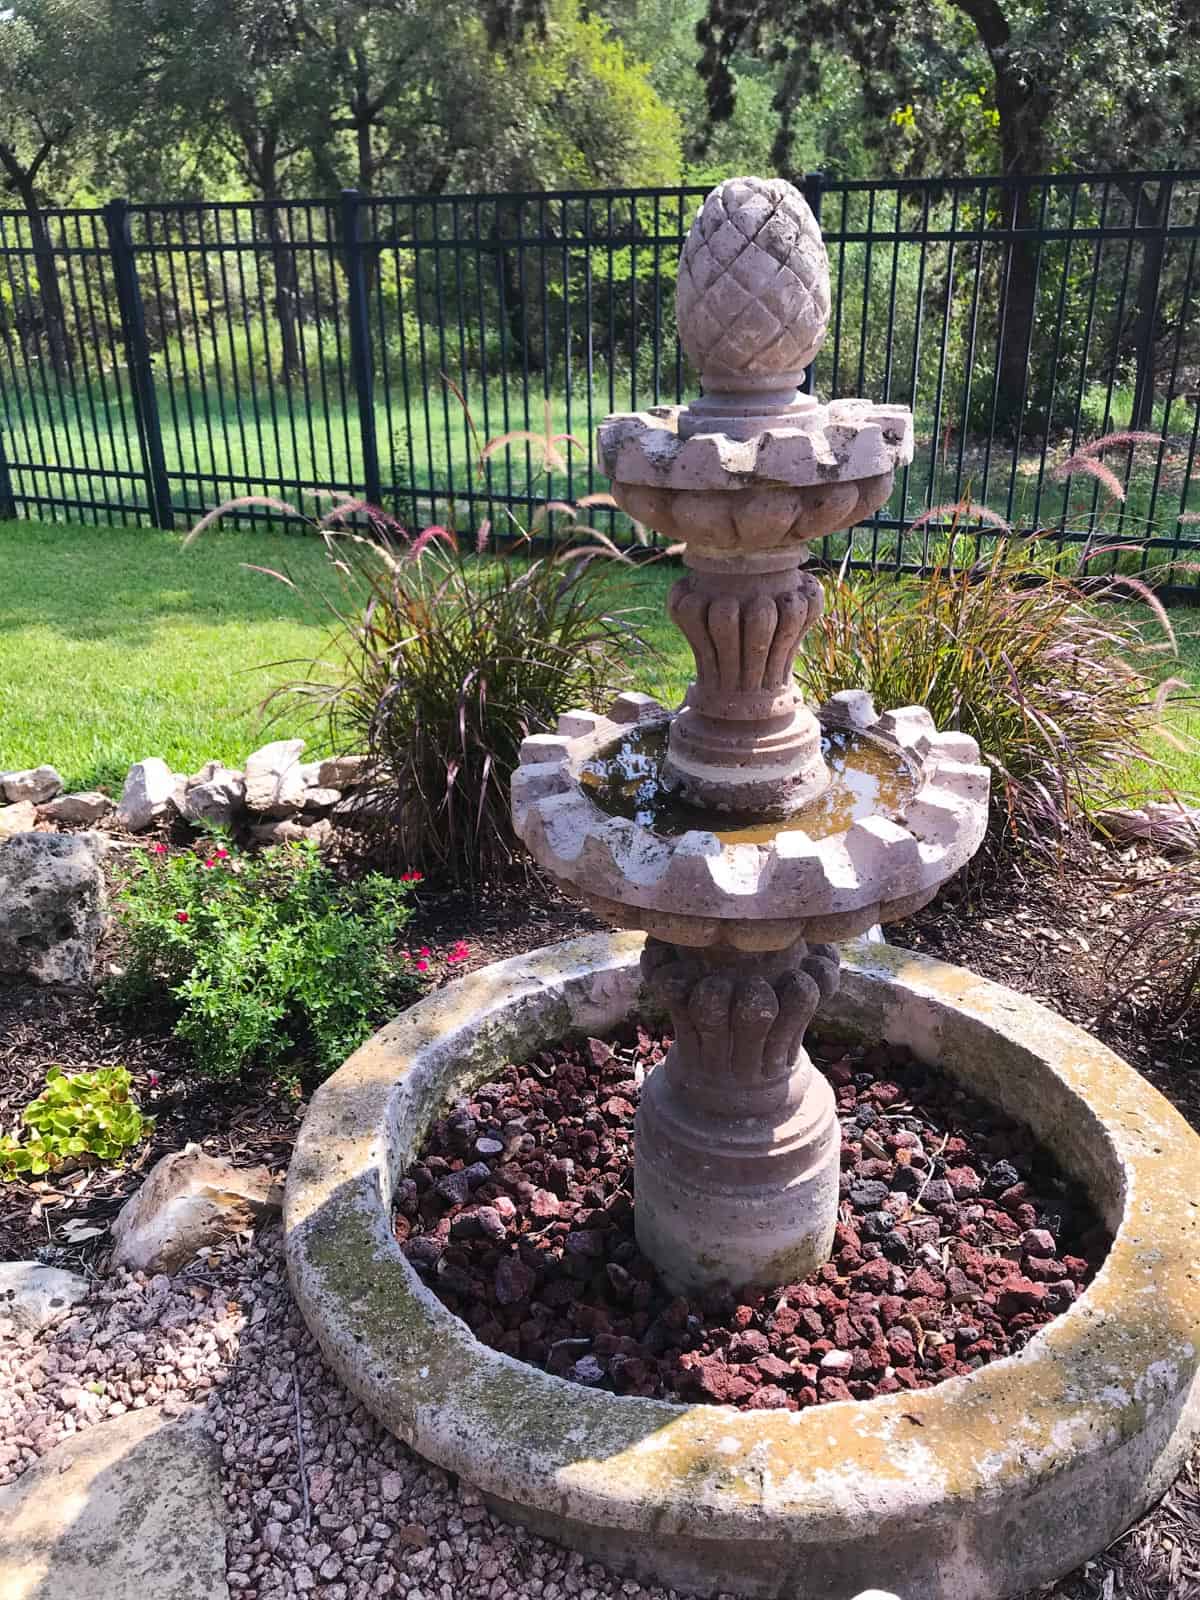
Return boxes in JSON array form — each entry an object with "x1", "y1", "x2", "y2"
[{"x1": 0, "y1": 1066, "x2": 153, "y2": 1180}]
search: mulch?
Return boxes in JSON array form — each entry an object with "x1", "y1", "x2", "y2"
[{"x1": 1, "y1": 837, "x2": 1198, "y2": 1596}]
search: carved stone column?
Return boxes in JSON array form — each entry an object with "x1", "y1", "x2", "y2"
[
  {"x1": 635, "y1": 935, "x2": 842, "y2": 1294},
  {"x1": 664, "y1": 551, "x2": 827, "y2": 815}
]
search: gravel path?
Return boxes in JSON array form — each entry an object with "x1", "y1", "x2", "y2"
[
  {"x1": 0, "y1": 1222, "x2": 1187, "y2": 1598},
  {"x1": 0, "y1": 1226, "x2": 725, "y2": 1600}
]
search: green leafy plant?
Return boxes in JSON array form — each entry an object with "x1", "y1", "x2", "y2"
[
  {"x1": 796, "y1": 500, "x2": 1192, "y2": 865},
  {"x1": 0, "y1": 1065, "x2": 152, "y2": 1180},
  {"x1": 108, "y1": 835, "x2": 422, "y2": 1082}
]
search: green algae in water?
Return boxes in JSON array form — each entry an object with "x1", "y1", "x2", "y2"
[{"x1": 579, "y1": 724, "x2": 917, "y2": 845}]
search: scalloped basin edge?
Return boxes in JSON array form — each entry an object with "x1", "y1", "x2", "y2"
[{"x1": 284, "y1": 934, "x2": 1200, "y2": 1600}]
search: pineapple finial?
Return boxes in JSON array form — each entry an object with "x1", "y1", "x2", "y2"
[{"x1": 676, "y1": 176, "x2": 830, "y2": 436}]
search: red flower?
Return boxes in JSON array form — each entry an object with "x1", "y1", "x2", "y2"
[
  {"x1": 215, "y1": 848, "x2": 230, "y2": 860},
  {"x1": 400, "y1": 870, "x2": 424, "y2": 883},
  {"x1": 415, "y1": 959, "x2": 429, "y2": 973},
  {"x1": 149, "y1": 842, "x2": 167, "y2": 856},
  {"x1": 446, "y1": 939, "x2": 470, "y2": 966},
  {"x1": 418, "y1": 946, "x2": 430, "y2": 958},
  {"x1": 175, "y1": 911, "x2": 189, "y2": 924},
  {"x1": 202, "y1": 859, "x2": 215, "y2": 869}
]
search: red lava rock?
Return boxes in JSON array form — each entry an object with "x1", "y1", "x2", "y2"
[
  {"x1": 494, "y1": 1257, "x2": 536, "y2": 1305},
  {"x1": 997, "y1": 1276, "x2": 1048, "y2": 1316},
  {"x1": 401, "y1": 1022, "x2": 1105, "y2": 1414}
]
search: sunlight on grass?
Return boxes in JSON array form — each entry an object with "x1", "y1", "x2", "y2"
[{"x1": 0, "y1": 517, "x2": 1197, "y2": 800}]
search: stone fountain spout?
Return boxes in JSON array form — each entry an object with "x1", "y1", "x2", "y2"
[{"x1": 514, "y1": 174, "x2": 990, "y2": 1296}]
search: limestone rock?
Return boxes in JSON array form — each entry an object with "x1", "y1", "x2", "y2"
[
  {"x1": 0, "y1": 1261, "x2": 90, "y2": 1334},
  {"x1": 318, "y1": 754, "x2": 369, "y2": 788},
  {"x1": 41, "y1": 791, "x2": 114, "y2": 825},
  {"x1": 0, "y1": 832, "x2": 106, "y2": 986},
  {"x1": 301, "y1": 786, "x2": 341, "y2": 813},
  {"x1": 178, "y1": 761, "x2": 246, "y2": 827},
  {"x1": 1, "y1": 765, "x2": 63, "y2": 805},
  {"x1": 244, "y1": 738, "x2": 306, "y2": 817},
  {"x1": 116, "y1": 758, "x2": 176, "y2": 831},
  {"x1": 109, "y1": 1144, "x2": 282, "y2": 1273},
  {"x1": 0, "y1": 1406, "x2": 228, "y2": 1600},
  {"x1": 250, "y1": 817, "x2": 332, "y2": 848},
  {"x1": 0, "y1": 801, "x2": 38, "y2": 841}
]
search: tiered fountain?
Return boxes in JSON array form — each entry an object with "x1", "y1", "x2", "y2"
[
  {"x1": 513, "y1": 174, "x2": 987, "y2": 1296},
  {"x1": 287, "y1": 178, "x2": 1200, "y2": 1600}
]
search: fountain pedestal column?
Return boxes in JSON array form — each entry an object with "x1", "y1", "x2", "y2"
[
  {"x1": 634, "y1": 935, "x2": 842, "y2": 1294},
  {"x1": 665, "y1": 550, "x2": 829, "y2": 817}
]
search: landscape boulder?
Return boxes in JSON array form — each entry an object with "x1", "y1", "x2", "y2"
[
  {"x1": 243, "y1": 738, "x2": 306, "y2": 818},
  {"x1": 1, "y1": 765, "x2": 63, "y2": 805},
  {"x1": 116, "y1": 757, "x2": 176, "y2": 831},
  {"x1": 0, "y1": 832, "x2": 106, "y2": 986},
  {"x1": 0, "y1": 1261, "x2": 90, "y2": 1335},
  {"x1": 109, "y1": 1144, "x2": 283, "y2": 1273},
  {"x1": 41, "y1": 790, "x2": 114, "y2": 825},
  {"x1": 0, "y1": 1406, "x2": 228, "y2": 1600}
]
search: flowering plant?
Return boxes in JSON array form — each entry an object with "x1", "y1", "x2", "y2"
[{"x1": 108, "y1": 833, "x2": 427, "y2": 1083}]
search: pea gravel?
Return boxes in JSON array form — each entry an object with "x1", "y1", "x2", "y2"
[{"x1": 0, "y1": 1226, "x2": 728, "y2": 1600}]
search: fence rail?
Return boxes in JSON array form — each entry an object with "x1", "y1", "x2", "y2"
[{"x1": 2, "y1": 171, "x2": 1200, "y2": 593}]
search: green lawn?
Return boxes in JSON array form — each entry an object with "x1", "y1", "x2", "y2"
[{"x1": 0, "y1": 516, "x2": 1196, "y2": 800}]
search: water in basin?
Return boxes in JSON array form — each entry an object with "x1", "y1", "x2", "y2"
[{"x1": 579, "y1": 723, "x2": 917, "y2": 845}]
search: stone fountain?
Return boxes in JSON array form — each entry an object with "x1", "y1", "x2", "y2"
[
  {"x1": 513, "y1": 175, "x2": 988, "y2": 1295},
  {"x1": 286, "y1": 178, "x2": 1200, "y2": 1600}
]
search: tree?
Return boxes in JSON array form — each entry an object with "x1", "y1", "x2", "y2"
[
  {"x1": 694, "y1": 0, "x2": 1200, "y2": 422},
  {"x1": 0, "y1": 0, "x2": 112, "y2": 374}
]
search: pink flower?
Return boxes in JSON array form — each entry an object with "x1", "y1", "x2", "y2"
[
  {"x1": 147, "y1": 1071, "x2": 160, "y2": 1087},
  {"x1": 215, "y1": 848, "x2": 229, "y2": 860},
  {"x1": 150, "y1": 842, "x2": 167, "y2": 856},
  {"x1": 175, "y1": 911, "x2": 189, "y2": 924},
  {"x1": 397, "y1": 950, "x2": 409, "y2": 961},
  {"x1": 418, "y1": 947, "x2": 430, "y2": 958},
  {"x1": 415, "y1": 959, "x2": 429, "y2": 973},
  {"x1": 202, "y1": 859, "x2": 215, "y2": 869},
  {"x1": 446, "y1": 939, "x2": 470, "y2": 966}
]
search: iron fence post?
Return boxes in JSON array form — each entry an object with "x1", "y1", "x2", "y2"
[
  {"x1": 801, "y1": 171, "x2": 825, "y2": 396},
  {"x1": 0, "y1": 426, "x2": 15, "y2": 520},
  {"x1": 103, "y1": 198, "x2": 173, "y2": 529},
  {"x1": 340, "y1": 188, "x2": 383, "y2": 510}
]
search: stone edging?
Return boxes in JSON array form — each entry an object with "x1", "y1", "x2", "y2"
[{"x1": 284, "y1": 933, "x2": 1200, "y2": 1600}]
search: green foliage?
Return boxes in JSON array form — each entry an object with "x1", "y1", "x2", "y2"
[
  {"x1": 795, "y1": 511, "x2": 1192, "y2": 863},
  {"x1": 0, "y1": 1066, "x2": 152, "y2": 1180},
  {"x1": 109, "y1": 836, "x2": 420, "y2": 1081},
  {"x1": 188, "y1": 452, "x2": 649, "y2": 886}
]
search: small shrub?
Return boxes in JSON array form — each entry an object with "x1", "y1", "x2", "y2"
[
  {"x1": 796, "y1": 513, "x2": 1190, "y2": 864},
  {"x1": 1105, "y1": 858, "x2": 1200, "y2": 1037},
  {"x1": 108, "y1": 837, "x2": 420, "y2": 1082},
  {"x1": 188, "y1": 423, "x2": 651, "y2": 885},
  {"x1": 0, "y1": 1066, "x2": 152, "y2": 1180}
]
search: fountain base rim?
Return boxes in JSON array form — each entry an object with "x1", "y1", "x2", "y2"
[{"x1": 286, "y1": 932, "x2": 1200, "y2": 1600}]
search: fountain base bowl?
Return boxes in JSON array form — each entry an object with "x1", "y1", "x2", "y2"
[{"x1": 285, "y1": 933, "x2": 1200, "y2": 1600}]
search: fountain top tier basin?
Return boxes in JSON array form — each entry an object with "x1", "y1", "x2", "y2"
[{"x1": 513, "y1": 689, "x2": 989, "y2": 950}]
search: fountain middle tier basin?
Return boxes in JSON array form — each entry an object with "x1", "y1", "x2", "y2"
[{"x1": 512, "y1": 689, "x2": 989, "y2": 949}]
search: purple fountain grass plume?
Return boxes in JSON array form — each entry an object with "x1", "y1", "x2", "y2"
[{"x1": 907, "y1": 500, "x2": 1013, "y2": 534}]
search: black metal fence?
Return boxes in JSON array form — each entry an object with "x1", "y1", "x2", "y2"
[{"x1": 2, "y1": 171, "x2": 1200, "y2": 590}]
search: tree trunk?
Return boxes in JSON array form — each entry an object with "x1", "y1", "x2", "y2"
[
  {"x1": 263, "y1": 196, "x2": 302, "y2": 379},
  {"x1": 11, "y1": 175, "x2": 70, "y2": 379},
  {"x1": 1126, "y1": 180, "x2": 1170, "y2": 431},
  {"x1": 994, "y1": 178, "x2": 1039, "y2": 430}
]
